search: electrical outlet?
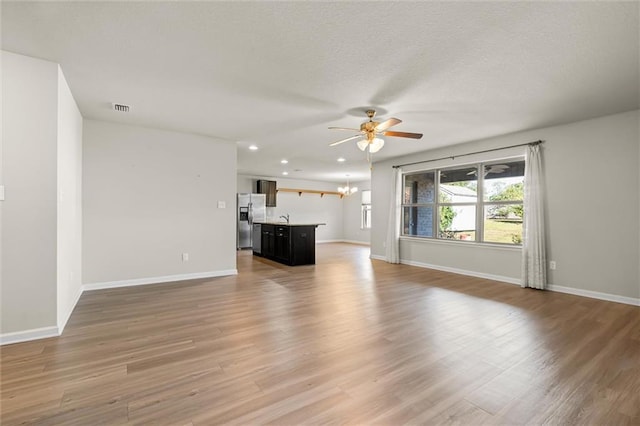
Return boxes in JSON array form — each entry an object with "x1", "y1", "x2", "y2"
[
  {"x1": 182, "y1": 253, "x2": 189, "y2": 262},
  {"x1": 217, "y1": 201, "x2": 226, "y2": 209},
  {"x1": 549, "y1": 261, "x2": 556, "y2": 270}
]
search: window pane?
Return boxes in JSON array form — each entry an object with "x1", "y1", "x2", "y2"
[
  {"x1": 361, "y1": 205, "x2": 372, "y2": 229},
  {"x1": 404, "y1": 172, "x2": 435, "y2": 204},
  {"x1": 439, "y1": 205, "x2": 476, "y2": 240},
  {"x1": 483, "y1": 160, "x2": 525, "y2": 202},
  {"x1": 403, "y1": 206, "x2": 434, "y2": 237},
  {"x1": 484, "y1": 205, "x2": 523, "y2": 244},
  {"x1": 439, "y1": 167, "x2": 478, "y2": 204},
  {"x1": 361, "y1": 190, "x2": 371, "y2": 205}
]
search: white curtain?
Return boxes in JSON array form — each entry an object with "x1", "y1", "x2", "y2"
[
  {"x1": 385, "y1": 167, "x2": 402, "y2": 263},
  {"x1": 522, "y1": 144, "x2": 546, "y2": 289}
]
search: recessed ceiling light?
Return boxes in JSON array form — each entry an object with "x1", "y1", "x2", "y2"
[
  {"x1": 282, "y1": 171, "x2": 289, "y2": 175},
  {"x1": 249, "y1": 145, "x2": 258, "y2": 151},
  {"x1": 337, "y1": 157, "x2": 346, "y2": 162},
  {"x1": 281, "y1": 159, "x2": 288, "y2": 164}
]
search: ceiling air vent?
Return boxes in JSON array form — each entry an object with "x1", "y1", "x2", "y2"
[{"x1": 112, "y1": 103, "x2": 130, "y2": 112}]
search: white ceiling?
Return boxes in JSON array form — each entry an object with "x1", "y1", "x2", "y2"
[{"x1": 2, "y1": 1, "x2": 638, "y2": 183}]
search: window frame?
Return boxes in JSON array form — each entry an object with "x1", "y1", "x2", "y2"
[
  {"x1": 361, "y1": 190, "x2": 372, "y2": 229},
  {"x1": 402, "y1": 170, "x2": 436, "y2": 237},
  {"x1": 401, "y1": 157, "x2": 524, "y2": 245}
]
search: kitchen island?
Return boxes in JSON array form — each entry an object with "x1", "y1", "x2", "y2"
[{"x1": 252, "y1": 222, "x2": 325, "y2": 266}]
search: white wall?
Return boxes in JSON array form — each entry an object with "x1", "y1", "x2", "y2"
[
  {"x1": 83, "y1": 120, "x2": 237, "y2": 286},
  {"x1": 1, "y1": 51, "x2": 59, "y2": 334},
  {"x1": 56, "y1": 67, "x2": 83, "y2": 331},
  {"x1": 342, "y1": 180, "x2": 371, "y2": 245},
  {"x1": 372, "y1": 110, "x2": 640, "y2": 301},
  {"x1": 542, "y1": 111, "x2": 639, "y2": 301},
  {"x1": 237, "y1": 175, "x2": 344, "y2": 242}
]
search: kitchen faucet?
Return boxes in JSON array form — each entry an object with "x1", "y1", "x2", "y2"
[{"x1": 279, "y1": 214, "x2": 290, "y2": 224}]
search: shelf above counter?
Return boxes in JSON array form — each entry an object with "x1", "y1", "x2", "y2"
[{"x1": 277, "y1": 188, "x2": 344, "y2": 198}]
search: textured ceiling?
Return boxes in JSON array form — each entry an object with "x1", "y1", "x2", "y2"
[{"x1": 2, "y1": 1, "x2": 638, "y2": 182}]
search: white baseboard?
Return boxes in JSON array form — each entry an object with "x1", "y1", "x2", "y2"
[
  {"x1": 547, "y1": 284, "x2": 639, "y2": 306},
  {"x1": 341, "y1": 240, "x2": 370, "y2": 246},
  {"x1": 1, "y1": 269, "x2": 239, "y2": 346},
  {"x1": 2, "y1": 286, "x2": 84, "y2": 346},
  {"x1": 318, "y1": 240, "x2": 370, "y2": 245},
  {"x1": 58, "y1": 286, "x2": 84, "y2": 334},
  {"x1": 400, "y1": 259, "x2": 521, "y2": 286},
  {"x1": 0, "y1": 326, "x2": 59, "y2": 346},
  {"x1": 83, "y1": 269, "x2": 238, "y2": 291},
  {"x1": 369, "y1": 254, "x2": 639, "y2": 306}
]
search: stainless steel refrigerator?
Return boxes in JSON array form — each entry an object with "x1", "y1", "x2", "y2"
[{"x1": 237, "y1": 193, "x2": 266, "y2": 249}]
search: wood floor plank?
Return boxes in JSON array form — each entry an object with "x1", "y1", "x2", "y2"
[{"x1": 2, "y1": 243, "x2": 638, "y2": 424}]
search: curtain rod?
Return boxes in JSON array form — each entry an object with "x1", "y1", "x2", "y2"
[{"x1": 391, "y1": 139, "x2": 544, "y2": 169}]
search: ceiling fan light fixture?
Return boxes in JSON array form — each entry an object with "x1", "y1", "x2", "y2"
[
  {"x1": 328, "y1": 110, "x2": 422, "y2": 164},
  {"x1": 369, "y1": 137, "x2": 385, "y2": 153}
]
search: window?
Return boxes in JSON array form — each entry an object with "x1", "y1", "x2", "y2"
[
  {"x1": 403, "y1": 172, "x2": 435, "y2": 237},
  {"x1": 361, "y1": 190, "x2": 372, "y2": 229},
  {"x1": 402, "y1": 159, "x2": 524, "y2": 244},
  {"x1": 482, "y1": 161, "x2": 525, "y2": 244}
]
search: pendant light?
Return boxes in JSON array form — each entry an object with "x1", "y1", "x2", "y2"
[{"x1": 338, "y1": 175, "x2": 358, "y2": 196}]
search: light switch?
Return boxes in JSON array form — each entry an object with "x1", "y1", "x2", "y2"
[{"x1": 217, "y1": 201, "x2": 226, "y2": 209}]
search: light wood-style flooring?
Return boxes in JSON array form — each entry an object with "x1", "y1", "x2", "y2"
[{"x1": 1, "y1": 243, "x2": 639, "y2": 425}]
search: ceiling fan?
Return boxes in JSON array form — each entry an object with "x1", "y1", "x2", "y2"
[
  {"x1": 467, "y1": 164, "x2": 510, "y2": 177},
  {"x1": 328, "y1": 109, "x2": 423, "y2": 154}
]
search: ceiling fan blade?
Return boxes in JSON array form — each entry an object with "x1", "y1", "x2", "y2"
[
  {"x1": 375, "y1": 118, "x2": 402, "y2": 132},
  {"x1": 328, "y1": 127, "x2": 361, "y2": 132},
  {"x1": 329, "y1": 135, "x2": 361, "y2": 147},
  {"x1": 382, "y1": 130, "x2": 423, "y2": 139}
]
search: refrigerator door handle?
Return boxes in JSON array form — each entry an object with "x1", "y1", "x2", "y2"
[{"x1": 248, "y1": 202, "x2": 253, "y2": 225}]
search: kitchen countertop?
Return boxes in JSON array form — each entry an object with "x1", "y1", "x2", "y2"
[{"x1": 253, "y1": 222, "x2": 326, "y2": 227}]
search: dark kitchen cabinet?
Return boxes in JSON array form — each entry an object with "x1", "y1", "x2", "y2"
[
  {"x1": 257, "y1": 180, "x2": 277, "y2": 207},
  {"x1": 290, "y1": 226, "x2": 315, "y2": 266},
  {"x1": 274, "y1": 226, "x2": 290, "y2": 263},
  {"x1": 255, "y1": 224, "x2": 317, "y2": 266},
  {"x1": 261, "y1": 224, "x2": 275, "y2": 257}
]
